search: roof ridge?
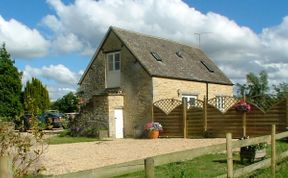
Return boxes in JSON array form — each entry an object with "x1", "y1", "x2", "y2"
[{"x1": 110, "y1": 26, "x2": 200, "y2": 50}]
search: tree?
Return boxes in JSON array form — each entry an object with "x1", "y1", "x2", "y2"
[
  {"x1": 51, "y1": 92, "x2": 79, "y2": 113},
  {"x1": 0, "y1": 44, "x2": 22, "y2": 119},
  {"x1": 23, "y1": 78, "x2": 50, "y2": 114},
  {"x1": 236, "y1": 70, "x2": 269, "y2": 98},
  {"x1": 273, "y1": 82, "x2": 288, "y2": 99},
  {"x1": 236, "y1": 71, "x2": 274, "y2": 110}
]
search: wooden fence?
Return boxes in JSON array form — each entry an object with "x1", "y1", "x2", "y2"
[
  {"x1": 2, "y1": 125, "x2": 288, "y2": 177},
  {"x1": 153, "y1": 96, "x2": 288, "y2": 138}
]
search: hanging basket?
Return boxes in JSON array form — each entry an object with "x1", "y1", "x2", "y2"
[{"x1": 148, "y1": 130, "x2": 159, "y2": 139}]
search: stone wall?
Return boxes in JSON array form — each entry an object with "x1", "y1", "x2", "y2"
[
  {"x1": 152, "y1": 77, "x2": 233, "y2": 102},
  {"x1": 208, "y1": 83, "x2": 233, "y2": 98},
  {"x1": 107, "y1": 95, "x2": 124, "y2": 137},
  {"x1": 79, "y1": 31, "x2": 122, "y2": 102},
  {"x1": 80, "y1": 31, "x2": 152, "y2": 138},
  {"x1": 120, "y1": 47, "x2": 153, "y2": 137}
]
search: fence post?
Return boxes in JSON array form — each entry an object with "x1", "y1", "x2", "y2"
[
  {"x1": 0, "y1": 156, "x2": 13, "y2": 178},
  {"x1": 242, "y1": 96, "x2": 247, "y2": 137},
  {"x1": 226, "y1": 133, "x2": 233, "y2": 178},
  {"x1": 203, "y1": 96, "x2": 207, "y2": 132},
  {"x1": 182, "y1": 97, "x2": 187, "y2": 138},
  {"x1": 271, "y1": 124, "x2": 276, "y2": 178},
  {"x1": 145, "y1": 157, "x2": 154, "y2": 178}
]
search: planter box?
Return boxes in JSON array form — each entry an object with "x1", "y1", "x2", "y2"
[{"x1": 240, "y1": 147, "x2": 266, "y2": 163}]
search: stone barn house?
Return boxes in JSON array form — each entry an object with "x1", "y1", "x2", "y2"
[{"x1": 78, "y1": 27, "x2": 233, "y2": 138}]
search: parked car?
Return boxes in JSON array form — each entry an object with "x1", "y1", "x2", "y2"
[{"x1": 39, "y1": 111, "x2": 65, "y2": 129}]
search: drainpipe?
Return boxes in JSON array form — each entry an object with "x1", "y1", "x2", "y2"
[{"x1": 206, "y1": 82, "x2": 209, "y2": 100}]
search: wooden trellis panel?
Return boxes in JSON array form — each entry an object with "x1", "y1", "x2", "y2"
[
  {"x1": 206, "y1": 105, "x2": 243, "y2": 138},
  {"x1": 208, "y1": 96, "x2": 240, "y2": 113},
  {"x1": 246, "y1": 100, "x2": 287, "y2": 137},
  {"x1": 153, "y1": 99, "x2": 183, "y2": 137},
  {"x1": 187, "y1": 107, "x2": 204, "y2": 137}
]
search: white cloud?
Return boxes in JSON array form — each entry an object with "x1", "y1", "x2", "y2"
[
  {"x1": 22, "y1": 64, "x2": 82, "y2": 100},
  {"x1": 0, "y1": 15, "x2": 50, "y2": 58},
  {"x1": 48, "y1": 86, "x2": 77, "y2": 101},
  {"x1": 22, "y1": 64, "x2": 81, "y2": 85},
  {"x1": 42, "y1": 0, "x2": 288, "y2": 85}
]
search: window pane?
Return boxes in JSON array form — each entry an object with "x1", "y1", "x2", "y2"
[
  {"x1": 115, "y1": 53, "x2": 120, "y2": 62},
  {"x1": 115, "y1": 61, "x2": 120, "y2": 70},
  {"x1": 182, "y1": 95, "x2": 197, "y2": 108},
  {"x1": 115, "y1": 53, "x2": 120, "y2": 70}
]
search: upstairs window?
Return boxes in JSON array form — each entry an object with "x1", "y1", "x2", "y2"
[{"x1": 107, "y1": 52, "x2": 120, "y2": 71}]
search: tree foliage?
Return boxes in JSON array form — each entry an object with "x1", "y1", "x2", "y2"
[
  {"x1": 236, "y1": 70, "x2": 269, "y2": 98},
  {"x1": 273, "y1": 82, "x2": 288, "y2": 99},
  {"x1": 51, "y1": 92, "x2": 79, "y2": 113},
  {"x1": 0, "y1": 44, "x2": 22, "y2": 119},
  {"x1": 236, "y1": 71, "x2": 275, "y2": 110},
  {"x1": 23, "y1": 78, "x2": 50, "y2": 114}
]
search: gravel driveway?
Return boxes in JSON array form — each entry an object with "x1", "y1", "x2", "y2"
[{"x1": 42, "y1": 138, "x2": 226, "y2": 175}]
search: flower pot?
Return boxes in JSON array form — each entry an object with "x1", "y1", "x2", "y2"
[{"x1": 148, "y1": 130, "x2": 159, "y2": 139}]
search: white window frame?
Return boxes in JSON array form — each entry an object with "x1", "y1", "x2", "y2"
[
  {"x1": 107, "y1": 52, "x2": 121, "y2": 71},
  {"x1": 106, "y1": 51, "x2": 121, "y2": 88},
  {"x1": 182, "y1": 94, "x2": 198, "y2": 108},
  {"x1": 216, "y1": 96, "x2": 225, "y2": 111}
]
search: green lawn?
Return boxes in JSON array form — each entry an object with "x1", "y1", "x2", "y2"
[
  {"x1": 116, "y1": 140, "x2": 288, "y2": 178},
  {"x1": 46, "y1": 130, "x2": 102, "y2": 144},
  {"x1": 46, "y1": 135, "x2": 100, "y2": 144}
]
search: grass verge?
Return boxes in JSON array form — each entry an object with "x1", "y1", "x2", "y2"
[
  {"x1": 116, "y1": 140, "x2": 288, "y2": 178},
  {"x1": 46, "y1": 130, "x2": 101, "y2": 144}
]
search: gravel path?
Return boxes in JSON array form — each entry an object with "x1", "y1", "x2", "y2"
[{"x1": 42, "y1": 138, "x2": 226, "y2": 175}]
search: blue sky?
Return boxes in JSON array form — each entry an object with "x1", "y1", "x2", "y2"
[{"x1": 0, "y1": 0, "x2": 287, "y2": 100}]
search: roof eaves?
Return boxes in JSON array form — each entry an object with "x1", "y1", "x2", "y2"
[{"x1": 151, "y1": 75, "x2": 233, "y2": 86}]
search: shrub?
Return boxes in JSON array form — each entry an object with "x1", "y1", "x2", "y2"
[
  {"x1": 69, "y1": 111, "x2": 108, "y2": 138},
  {"x1": 0, "y1": 116, "x2": 46, "y2": 177}
]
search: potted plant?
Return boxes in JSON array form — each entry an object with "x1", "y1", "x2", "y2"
[
  {"x1": 234, "y1": 100, "x2": 252, "y2": 112},
  {"x1": 239, "y1": 136, "x2": 267, "y2": 163},
  {"x1": 144, "y1": 122, "x2": 163, "y2": 139}
]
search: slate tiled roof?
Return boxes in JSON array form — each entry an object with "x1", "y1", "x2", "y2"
[
  {"x1": 79, "y1": 27, "x2": 233, "y2": 85},
  {"x1": 112, "y1": 27, "x2": 232, "y2": 85}
]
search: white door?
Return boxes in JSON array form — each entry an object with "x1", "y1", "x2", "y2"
[{"x1": 114, "y1": 108, "x2": 124, "y2": 138}]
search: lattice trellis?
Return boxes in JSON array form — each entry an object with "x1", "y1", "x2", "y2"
[
  {"x1": 187, "y1": 99, "x2": 204, "y2": 110},
  {"x1": 208, "y1": 96, "x2": 240, "y2": 113},
  {"x1": 247, "y1": 96, "x2": 280, "y2": 112},
  {"x1": 153, "y1": 99, "x2": 182, "y2": 115}
]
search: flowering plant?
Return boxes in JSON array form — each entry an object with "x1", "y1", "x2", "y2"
[
  {"x1": 240, "y1": 136, "x2": 267, "y2": 150},
  {"x1": 144, "y1": 122, "x2": 163, "y2": 132},
  {"x1": 234, "y1": 100, "x2": 252, "y2": 112}
]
